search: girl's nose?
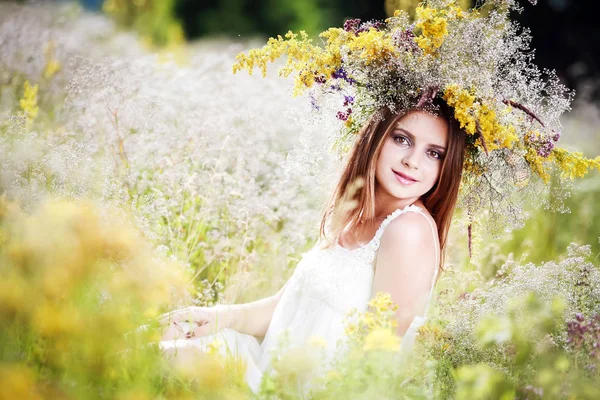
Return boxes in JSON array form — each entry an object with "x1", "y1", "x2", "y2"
[{"x1": 402, "y1": 149, "x2": 420, "y2": 170}]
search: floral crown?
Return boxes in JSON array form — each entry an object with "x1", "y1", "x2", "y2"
[{"x1": 233, "y1": 0, "x2": 600, "y2": 238}]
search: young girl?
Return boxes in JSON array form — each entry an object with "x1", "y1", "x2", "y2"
[
  {"x1": 155, "y1": 0, "x2": 591, "y2": 393},
  {"x1": 158, "y1": 98, "x2": 467, "y2": 392}
]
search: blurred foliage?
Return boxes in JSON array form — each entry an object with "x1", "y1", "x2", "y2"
[
  {"x1": 174, "y1": 0, "x2": 345, "y2": 38},
  {"x1": 418, "y1": 281, "x2": 600, "y2": 398},
  {"x1": 0, "y1": 197, "x2": 202, "y2": 399},
  {"x1": 385, "y1": 0, "x2": 471, "y2": 17},
  {"x1": 175, "y1": 0, "x2": 472, "y2": 39},
  {"x1": 103, "y1": 0, "x2": 184, "y2": 48},
  {"x1": 499, "y1": 173, "x2": 600, "y2": 265}
]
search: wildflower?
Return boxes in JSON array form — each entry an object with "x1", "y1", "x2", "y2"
[
  {"x1": 347, "y1": 28, "x2": 398, "y2": 65},
  {"x1": 549, "y1": 148, "x2": 600, "y2": 180},
  {"x1": 443, "y1": 85, "x2": 477, "y2": 135},
  {"x1": 308, "y1": 335, "x2": 328, "y2": 348},
  {"x1": 19, "y1": 80, "x2": 39, "y2": 123},
  {"x1": 336, "y1": 108, "x2": 352, "y2": 121},
  {"x1": 0, "y1": 364, "x2": 41, "y2": 400},
  {"x1": 343, "y1": 18, "x2": 361, "y2": 34},
  {"x1": 43, "y1": 41, "x2": 61, "y2": 80},
  {"x1": 363, "y1": 327, "x2": 401, "y2": 352},
  {"x1": 414, "y1": 6, "x2": 449, "y2": 55}
]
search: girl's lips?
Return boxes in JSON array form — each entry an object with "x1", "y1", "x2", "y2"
[{"x1": 393, "y1": 170, "x2": 418, "y2": 185}]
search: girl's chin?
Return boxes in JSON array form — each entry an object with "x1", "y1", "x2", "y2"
[{"x1": 388, "y1": 187, "x2": 422, "y2": 200}]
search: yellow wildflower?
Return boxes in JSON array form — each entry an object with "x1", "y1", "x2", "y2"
[
  {"x1": 443, "y1": 85, "x2": 477, "y2": 134},
  {"x1": 524, "y1": 148, "x2": 550, "y2": 183},
  {"x1": 369, "y1": 291, "x2": 399, "y2": 314},
  {"x1": 414, "y1": 6, "x2": 449, "y2": 55},
  {"x1": 308, "y1": 335, "x2": 328, "y2": 348},
  {"x1": 347, "y1": 28, "x2": 398, "y2": 65},
  {"x1": 20, "y1": 80, "x2": 39, "y2": 123},
  {"x1": 445, "y1": 86, "x2": 518, "y2": 153},
  {"x1": 43, "y1": 41, "x2": 61, "y2": 80},
  {"x1": 549, "y1": 147, "x2": 600, "y2": 180},
  {"x1": 43, "y1": 60, "x2": 61, "y2": 80},
  {"x1": 363, "y1": 327, "x2": 401, "y2": 352},
  {"x1": 325, "y1": 369, "x2": 343, "y2": 381},
  {"x1": 476, "y1": 103, "x2": 517, "y2": 152},
  {"x1": 207, "y1": 338, "x2": 223, "y2": 355},
  {"x1": 0, "y1": 364, "x2": 41, "y2": 400},
  {"x1": 233, "y1": 29, "x2": 343, "y2": 96}
]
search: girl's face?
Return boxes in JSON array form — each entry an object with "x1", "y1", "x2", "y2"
[{"x1": 375, "y1": 111, "x2": 449, "y2": 203}]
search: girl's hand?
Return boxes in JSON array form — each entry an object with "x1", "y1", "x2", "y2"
[{"x1": 158, "y1": 306, "x2": 225, "y2": 340}]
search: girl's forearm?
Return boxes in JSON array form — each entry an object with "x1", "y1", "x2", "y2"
[{"x1": 214, "y1": 295, "x2": 280, "y2": 338}]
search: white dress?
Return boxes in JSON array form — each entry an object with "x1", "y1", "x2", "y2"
[{"x1": 159, "y1": 203, "x2": 439, "y2": 393}]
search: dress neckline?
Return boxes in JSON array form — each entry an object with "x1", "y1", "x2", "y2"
[{"x1": 335, "y1": 202, "x2": 421, "y2": 252}]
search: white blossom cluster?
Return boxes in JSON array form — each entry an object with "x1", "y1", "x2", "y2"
[
  {"x1": 0, "y1": 3, "x2": 339, "y2": 302},
  {"x1": 436, "y1": 243, "x2": 600, "y2": 365}
]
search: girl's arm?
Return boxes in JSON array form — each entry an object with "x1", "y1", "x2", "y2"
[
  {"x1": 214, "y1": 283, "x2": 288, "y2": 338},
  {"x1": 371, "y1": 211, "x2": 438, "y2": 337},
  {"x1": 160, "y1": 280, "x2": 289, "y2": 339}
]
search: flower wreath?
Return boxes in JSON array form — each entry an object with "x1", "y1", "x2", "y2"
[{"x1": 232, "y1": 0, "x2": 600, "y2": 247}]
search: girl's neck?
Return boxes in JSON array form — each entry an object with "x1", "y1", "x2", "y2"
[{"x1": 373, "y1": 187, "x2": 421, "y2": 220}]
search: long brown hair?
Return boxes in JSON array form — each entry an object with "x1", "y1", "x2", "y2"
[{"x1": 319, "y1": 98, "x2": 466, "y2": 274}]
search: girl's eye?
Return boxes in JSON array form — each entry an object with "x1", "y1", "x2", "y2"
[
  {"x1": 393, "y1": 135, "x2": 409, "y2": 145},
  {"x1": 428, "y1": 150, "x2": 442, "y2": 160}
]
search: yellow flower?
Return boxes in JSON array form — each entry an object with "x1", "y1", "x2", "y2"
[
  {"x1": 414, "y1": 5, "x2": 449, "y2": 55},
  {"x1": 20, "y1": 80, "x2": 39, "y2": 123},
  {"x1": 0, "y1": 364, "x2": 41, "y2": 400},
  {"x1": 207, "y1": 338, "x2": 223, "y2": 355},
  {"x1": 363, "y1": 327, "x2": 401, "y2": 352},
  {"x1": 368, "y1": 291, "x2": 399, "y2": 314},
  {"x1": 308, "y1": 335, "x2": 328, "y2": 348},
  {"x1": 43, "y1": 41, "x2": 61, "y2": 80},
  {"x1": 444, "y1": 85, "x2": 518, "y2": 153},
  {"x1": 43, "y1": 60, "x2": 61, "y2": 80},
  {"x1": 443, "y1": 85, "x2": 477, "y2": 135},
  {"x1": 325, "y1": 369, "x2": 343, "y2": 381},
  {"x1": 523, "y1": 147, "x2": 550, "y2": 183},
  {"x1": 549, "y1": 147, "x2": 600, "y2": 180},
  {"x1": 233, "y1": 29, "x2": 343, "y2": 96},
  {"x1": 346, "y1": 28, "x2": 398, "y2": 65}
]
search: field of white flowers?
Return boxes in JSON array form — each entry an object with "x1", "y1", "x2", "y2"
[{"x1": 1, "y1": 3, "x2": 599, "y2": 399}]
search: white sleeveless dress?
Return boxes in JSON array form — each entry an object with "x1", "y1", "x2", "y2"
[{"x1": 159, "y1": 203, "x2": 439, "y2": 393}]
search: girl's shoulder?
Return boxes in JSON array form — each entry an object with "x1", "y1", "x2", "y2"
[{"x1": 379, "y1": 204, "x2": 439, "y2": 249}]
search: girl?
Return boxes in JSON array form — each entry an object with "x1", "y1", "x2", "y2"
[{"x1": 157, "y1": 98, "x2": 467, "y2": 392}]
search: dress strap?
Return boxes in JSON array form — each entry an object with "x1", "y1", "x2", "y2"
[{"x1": 372, "y1": 204, "x2": 439, "y2": 318}]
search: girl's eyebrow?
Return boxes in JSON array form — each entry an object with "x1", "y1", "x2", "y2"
[{"x1": 394, "y1": 127, "x2": 447, "y2": 152}]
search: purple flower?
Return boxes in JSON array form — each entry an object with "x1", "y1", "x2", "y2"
[
  {"x1": 356, "y1": 20, "x2": 386, "y2": 34},
  {"x1": 343, "y1": 18, "x2": 361, "y2": 33},
  {"x1": 343, "y1": 95, "x2": 354, "y2": 107},
  {"x1": 336, "y1": 111, "x2": 349, "y2": 121},
  {"x1": 393, "y1": 29, "x2": 420, "y2": 54},
  {"x1": 331, "y1": 67, "x2": 356, "y2": 85},
  {"x1": 552, "y1": 131, "x2": 561, "y2": 142},
  {"x1": 336, "y1": 108, "x2": 353, "y2": 121},
  {"x1": 314, "y1": 75, "x2": 327, "y2": 84},
  {"x1": 332, "y1": 67, "x2": 349, "y2": 80},
  {"x1": 536, "y1": 140, "x2": 554, "y2": 158},
  {"x1": 309, "y1": 94, "x2": 320, "y2": 111}
]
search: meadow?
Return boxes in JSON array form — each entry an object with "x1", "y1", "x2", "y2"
[{"x1": 1, "y1": 3, "x2": 599, "y2": 399}]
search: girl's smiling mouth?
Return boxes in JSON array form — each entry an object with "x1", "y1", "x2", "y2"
[{"x1": 393, "y1": 170, "x2": 419, "y2": 185}]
